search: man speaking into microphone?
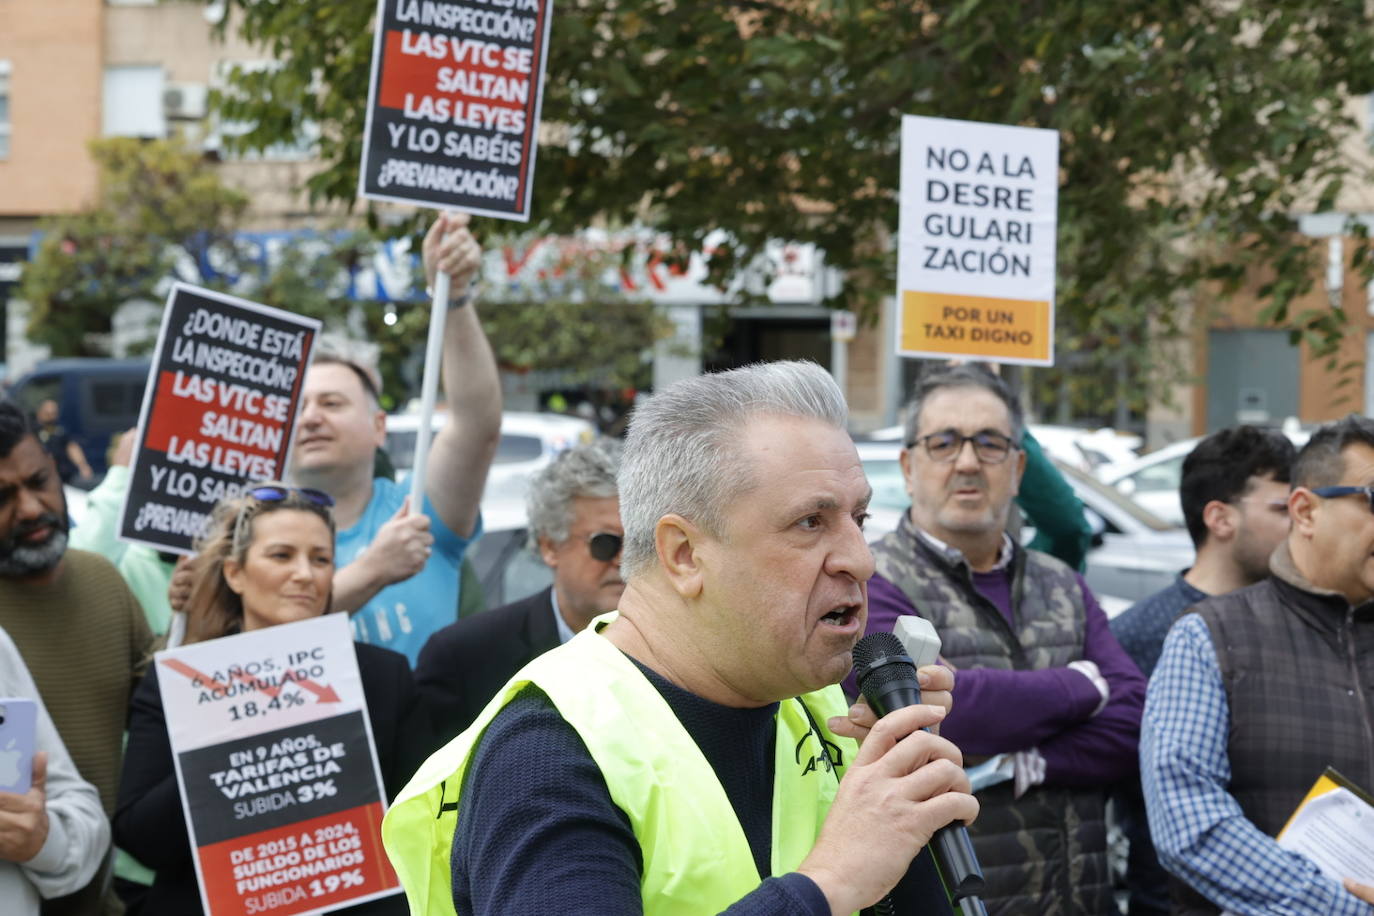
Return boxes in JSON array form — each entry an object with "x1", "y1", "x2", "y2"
[{"x1": 383, "y1": 361, "x2": 978, "y2": 915}]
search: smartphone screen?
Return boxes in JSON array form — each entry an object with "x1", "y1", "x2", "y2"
[{"x1": 0, "y1": 698, "x2": 37, "y2": 795}]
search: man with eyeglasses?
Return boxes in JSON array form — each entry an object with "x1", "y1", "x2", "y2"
[
  {"x1": 414, "y1": 439, "x2": 624, "y2": 740},
  {"x1": 862, "y1": 364, "x2": 1145, "y2": 915},
  {"x1": 1142, "y1": 415, "x2": 1374, "y2": 915}
]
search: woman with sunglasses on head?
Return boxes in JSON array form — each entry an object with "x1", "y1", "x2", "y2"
[{"x1": 113, "y1": 484, "x2": 433, "y2": 915}]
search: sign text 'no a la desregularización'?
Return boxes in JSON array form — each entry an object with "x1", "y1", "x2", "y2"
[{"x1": 897, "y1": 115, "x2": 1060, "y2": 366}]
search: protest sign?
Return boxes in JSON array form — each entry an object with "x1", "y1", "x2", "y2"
[
  {"x1": 157, "y1": 614, "x2": 400, "y2": 916},
  {"x1": 358, "y1": 0, "x2": 554, "y2": 220},
  {"x1": 897, "y1": 115, "x2": 1059, "y2": 366},
  {"x1": 119, "y1": 283, "x2": 320, "y2": 554}
]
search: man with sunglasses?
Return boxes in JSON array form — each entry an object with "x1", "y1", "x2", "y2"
[
  {"x1": 1142, "y1": 415, "x2": 1374, "y2": 915},
  {"x1": 863, "y1": 364, "x2": 1145, "y2": 915},
  {"x1": 415, "y1": 439, "x2": 624, "y2": 740},
  {"x1": 291, "y1": 212, "x2": 501, "y2": 665}
]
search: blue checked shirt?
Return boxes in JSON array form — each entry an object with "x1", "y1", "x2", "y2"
[{"x1": 1141, "y1": 614, "x2": 1373, "y2": 915}]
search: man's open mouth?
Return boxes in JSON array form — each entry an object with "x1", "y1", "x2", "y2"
[{"x1": 820, "y1": 605, "x2": 859, "y2": 627}]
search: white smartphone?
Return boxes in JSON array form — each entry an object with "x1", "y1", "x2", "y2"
[{"x1": 0, "y1": 698, "x2": 38, "y2": 795}]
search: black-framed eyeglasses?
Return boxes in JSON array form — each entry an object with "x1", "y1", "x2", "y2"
[
  {"x1": 587, "y1": 532, "x2": 623, "y2": 562},
  {"x1": 908, "y1": 429, "x2": 1018, "y2": 464},
  {"x1": 1310, "y1": 485, "x2": 1374, "y2": 513}
]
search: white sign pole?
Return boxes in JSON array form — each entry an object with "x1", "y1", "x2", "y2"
[{"x1": 408, "y1": 270, "x2": 450, "y2": 514}]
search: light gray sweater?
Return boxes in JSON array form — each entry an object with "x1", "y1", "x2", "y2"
[{"x1": 0, "y1": 626, "x2": 108, "y2": 914}]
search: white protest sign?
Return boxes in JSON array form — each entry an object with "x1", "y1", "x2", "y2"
[
  {"x1": 897, "y1": 115, "x2": 1059, "y2": 365},
  {"x1": 156, "y1": 614, "x2": 400, "y2": 916}
]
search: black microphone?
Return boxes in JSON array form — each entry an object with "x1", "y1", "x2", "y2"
[{"x1": 853, "y1": 632, "x2": 988, "y2": 915}]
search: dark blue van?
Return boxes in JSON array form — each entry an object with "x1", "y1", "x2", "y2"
[{"x1": 8, "y1": 358, "x2": 151, "y2": 480}]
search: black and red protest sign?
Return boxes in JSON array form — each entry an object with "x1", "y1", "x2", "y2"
[
  {"x1": 119, "y1": 283, "x2": 320, "y2": 554},
  {"x1": 358, "y1": 0, "x2": 554, "y2": 221}
]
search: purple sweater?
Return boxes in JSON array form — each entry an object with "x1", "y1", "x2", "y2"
[{"x1": 851, "y1": 567, "x2": 1145, "y2": 789}]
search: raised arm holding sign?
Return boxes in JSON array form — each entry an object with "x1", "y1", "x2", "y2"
[
  {"x1": 349, "y1": 0, "x2": 547, "y2": 656},
  {"x1": 294, "y1": 214, "x2": 500, "y2": 664}
]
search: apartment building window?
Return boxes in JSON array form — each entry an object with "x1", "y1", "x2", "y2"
[
  {"x1": 103, "y1": 66, "x2": 166, "y2": 138},
  {"x1": 0, "y1": 61, "x2": 11, "y2": 159}
]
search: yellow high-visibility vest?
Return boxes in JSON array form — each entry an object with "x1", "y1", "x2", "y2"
[{"x1": 382, "y1": 614, "x2": 857, "y2": 915}]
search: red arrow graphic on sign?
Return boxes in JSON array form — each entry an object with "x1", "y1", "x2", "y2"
[
  {"x1": 162, "y1": 658, "x2": 339, "y2": 703},
  {"x1": 295, "y1": 679, "x2": 341, "y2": 703},
  {"x1": 160, "y1": 658, "x2": 234, "y2": 693}
]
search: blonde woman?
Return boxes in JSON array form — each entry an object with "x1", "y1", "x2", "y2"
[{"x1": 115, "y1": 484, "x2": 432, "y2": 915}]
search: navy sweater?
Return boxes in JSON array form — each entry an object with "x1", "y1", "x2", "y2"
[{"x1": 451, "y1": 659, "x2": 952, "y2": 915}]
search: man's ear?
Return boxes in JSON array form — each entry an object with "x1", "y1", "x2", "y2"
[
  {"x1": 1288, "y1": 488, "x2": 1319, "y2": 539},
  {"x1": 899, "y1": 447, "x2": 915, "y2": 496},
  {"x1": 538, "y1": 535, "x2": 559, "y2": 569},
  {"x1": 655, "y1": 514, "x2": 706, "y2": 599},
  {"x1": 1201, "y1": 499, "x2": 1236, "y2": 542},
  {"x1": 372, "y1": 410, "x2": 387, "y2": 449},
  {"x1": 1011, "y1": 444, "x2": 1028, "y2": 496}
]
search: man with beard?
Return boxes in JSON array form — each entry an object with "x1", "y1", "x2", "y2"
[
  {"x1": 0, "y1": 401, "x2": 152, "y2": 915},
  {"x1": 416, "y1": 439, "x2": 624, "y2": 741},
  {"x1": 858, "y1": 364, "x2": 1144, "y2": 916}
]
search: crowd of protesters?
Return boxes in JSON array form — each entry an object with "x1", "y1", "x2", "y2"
[{"x1": 0, "y1": 215, "x2": 1371, "y2": 916}]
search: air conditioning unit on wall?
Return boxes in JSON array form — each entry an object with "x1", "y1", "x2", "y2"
[{"x1": 163, "y1": 83, "x2": 208, "y2": 120}]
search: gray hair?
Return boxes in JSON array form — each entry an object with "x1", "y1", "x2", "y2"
[
  {"x1": 526, "y1": 438, "x2": 622, "y2": 547},
  {"x1": 618, "y1": 360, "x2": 848, "y2": 579},
  {"x1": 902, "y1": 364, "x2": 1024, "y2": 446}
]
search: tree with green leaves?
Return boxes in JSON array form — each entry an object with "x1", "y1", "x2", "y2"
[
  {"x1": 257, "y1": 229, "x2": 669, "y2": 406},
  {"x1": 20, "y1": 137, "x2": 249, "y2": 355},
  {"x1": 216, "y1": 0, "x2": 1374, "y2": 411},
  {"x1": 18, "y1": 138, "x2": 666, "y2": 399}
]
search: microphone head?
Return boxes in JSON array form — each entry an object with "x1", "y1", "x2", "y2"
[
  {"x1": 852, "y1": 631, "x2": 916, "y2": 695},
  {"x1": 852, "y1": 631, "x2": 906, "y2": 671}
]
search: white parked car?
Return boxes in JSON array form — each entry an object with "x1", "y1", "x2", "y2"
[
  {"x1": 1100, "y1": 426, "x2": 1309, "y2": 527},
  {"x1": 1026, "y1": 424, "x2": 1141, "y2": 478},
  {"x1": 384, "y1": 410, "x2": 596, "y2": 505}
]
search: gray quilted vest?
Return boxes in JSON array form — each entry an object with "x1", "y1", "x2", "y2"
[
  {"x1": 1168, "y1": 544, "x2": 1374, "y2": 915},
  {"x1": 871, "y1": 515, "x2": 1115, "y2": 916}
]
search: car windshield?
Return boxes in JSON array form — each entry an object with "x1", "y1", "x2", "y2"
[
  {"x1": 494, "y1": 434, "x2": 542, "y2": 463},
  {"x1": 1057, "y1": 462, "x2": 1174, "y2": 532},
  {"x1": 385, "y1": 429, "x2": 544, "y2": 471}
]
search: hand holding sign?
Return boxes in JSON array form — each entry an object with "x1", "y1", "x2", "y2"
[
  {"x1": 423, "y1": 212, "x2": 483, "y2": 302},
  {"x1": 359, "y1": 497, "x2": 433, "y2": 590}
]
